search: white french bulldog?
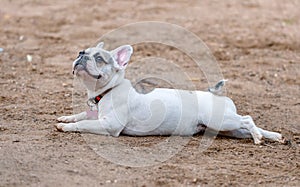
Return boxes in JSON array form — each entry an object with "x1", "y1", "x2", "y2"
[{"x1": 56, "y1": 42, "x2": 285, "y2": 144}]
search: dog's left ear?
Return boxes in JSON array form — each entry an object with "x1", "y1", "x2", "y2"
[
  {"x1": 111, "y1": 45, "x2": 133, "y2": 70},
  {"x1": 96, "y1": 42, "x2": 104, "y2": 48}
]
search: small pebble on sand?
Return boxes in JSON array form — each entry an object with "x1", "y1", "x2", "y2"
[{"x1": 27, "y1": 55, "x2": 33, "y2": 62}]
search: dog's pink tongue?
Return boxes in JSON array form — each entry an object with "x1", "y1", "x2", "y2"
[{"x1": 86, "y1": 110, "x2": 98, "y2": 118}]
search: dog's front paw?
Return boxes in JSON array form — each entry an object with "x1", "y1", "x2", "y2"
[
  {"x1": 57, "y1": 116, "x2": 76, "y2": 123},
  {"x1": 55, "y1": 123, "x2": 76, "y2": 132}
]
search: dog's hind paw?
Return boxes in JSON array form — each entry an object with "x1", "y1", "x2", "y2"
[
  {"x1": 278, "y1": 136, "x2": 289, "y2": 144},
  {"x1": 268, "y1": 132, "x2": 286, "y2": 144}
]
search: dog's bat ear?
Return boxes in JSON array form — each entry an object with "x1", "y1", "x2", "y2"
[
  {"x1": 96, "y1": 42, "x2": 104, "y2": 48},
  {"x1": 111, "y1": 45, "x2": 133, "y2": 70}
]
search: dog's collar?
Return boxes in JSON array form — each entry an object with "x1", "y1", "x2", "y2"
[{"x1": 87, "y1": 88, "x2": 112, "y2": 107}]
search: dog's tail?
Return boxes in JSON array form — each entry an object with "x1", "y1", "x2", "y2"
[{"x1": 208, "y1": 79, "x2": 228, "y2": 95}]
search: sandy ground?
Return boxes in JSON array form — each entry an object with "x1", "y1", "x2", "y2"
[{"x1": 0, "y1": 0, "x2": 299, "y2": 186}]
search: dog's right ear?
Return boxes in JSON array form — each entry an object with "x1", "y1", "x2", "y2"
[
  {"x1": 110, "y1": 45, "x2": 133, "y2": 70},
  {"x1": 96, "y1": 42, "x2": 104, "y2": 48}
]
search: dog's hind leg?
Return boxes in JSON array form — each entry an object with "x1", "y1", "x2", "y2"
[
  {"x1": 257, "y1": 127, "x2": 285, "y2": 143},
  {"x1": 212, "y1": 114, "x2": 263, "y2": 144},
  {"x1": 207, "y1": 97, "x2": 283, "y2": 143},
  {"x1": 218, "y1": 127, "x2": 284, "y2": 143},
  {"x1": 239, "y1": 116, "x2": 285, "y2": 143},
  {"x1": 220, "y1": 114, "x2": 284, "y2": 143},
  {"x1": 239, "y1": 115, "x2": 263, "y2": 144}
]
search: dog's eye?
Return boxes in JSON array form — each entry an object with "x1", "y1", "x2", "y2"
[
  {"x1": 93, "y1": 53, "x2": 105, "y2": 63},
  {"x1": 95, "y1": 56, "x2": 104, "y2": 63}
]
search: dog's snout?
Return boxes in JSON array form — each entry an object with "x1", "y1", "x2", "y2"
[
  {"x1": 77, "y1": 55, "x2": 90, "y2": 64},
  {"x1": 74, "y1": 60, "x2": 80, "y2": 67},
  {"x1": 73, "y1": 59, "x2": 83, "y2": 75},
  {"x1": 73, "y1": 59, "x2": 81, "y2": 69},
  {"x1": 73, "y1": 55, "x2": 89, "y2": 69}
]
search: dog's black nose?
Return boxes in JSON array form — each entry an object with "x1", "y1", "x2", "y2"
[{"x1": 77, "y1": 50, "x2": 85, "y2": 58}]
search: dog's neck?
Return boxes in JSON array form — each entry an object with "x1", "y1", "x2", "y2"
[{"x1": 87, "y1": 71, "x2": 130, "y2": 99}]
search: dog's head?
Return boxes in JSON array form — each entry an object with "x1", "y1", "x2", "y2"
[{"x1": 73, "y1": 42, "x2": 133, "y2": 92}]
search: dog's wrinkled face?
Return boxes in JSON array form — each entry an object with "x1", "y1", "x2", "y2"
[{"x1": 73, "y1": 42, "x2": 133, "y2": 91}]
